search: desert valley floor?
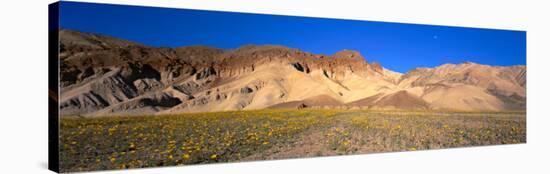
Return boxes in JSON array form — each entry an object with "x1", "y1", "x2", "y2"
[{"x1": 59, "y1": 109, "x2": 526, "y2": 172}]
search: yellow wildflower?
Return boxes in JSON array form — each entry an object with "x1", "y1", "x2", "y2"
[{"x1": 182, "y1": 154, "x2": 190, "y2": 160}]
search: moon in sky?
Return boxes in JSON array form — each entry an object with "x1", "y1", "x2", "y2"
[{"x1": 433, "y1": 35, "x2": 438, "y2": 39}]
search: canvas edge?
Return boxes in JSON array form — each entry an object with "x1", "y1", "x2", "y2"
[{"x1": 48, "y1": 1, "x2": 60, "y2": 173}]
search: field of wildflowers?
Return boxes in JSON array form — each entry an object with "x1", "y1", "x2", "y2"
[{"x1": 59, "y1": 109, "x2": 525, "y2": 172}]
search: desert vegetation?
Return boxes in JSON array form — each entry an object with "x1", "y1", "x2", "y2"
[{"x1": 59, "y1": 109, "x2": 525, "y2": 172}]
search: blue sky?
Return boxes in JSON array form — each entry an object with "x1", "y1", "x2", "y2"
[{"x1": 59, "y1": 1, "x2": 526, "y2": 73}]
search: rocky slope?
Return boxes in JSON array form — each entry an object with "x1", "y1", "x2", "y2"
[{"x1": 58, "y1": 29, "x2": 526, "y2": 117}]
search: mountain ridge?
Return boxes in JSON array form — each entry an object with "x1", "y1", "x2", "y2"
[{"x1": 58, "y1": 29, "x2": 526, "y2": 117}]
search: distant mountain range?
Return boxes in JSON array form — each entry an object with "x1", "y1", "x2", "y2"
[{"x1": 58, "y1": 29, "x2": 526, "y2": 117}]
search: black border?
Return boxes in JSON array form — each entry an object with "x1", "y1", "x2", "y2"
[{"x1": 48, "y1": 2, "x2": 60, "y2": 173}]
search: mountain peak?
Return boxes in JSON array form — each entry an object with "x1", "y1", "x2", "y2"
[
  {"x1": 332, "y1": 49, "x2": 364, "y2": 60},
  {"x1": 59, "y1": 29, "x2": 141, "y2": 49},
  {"x1": 232, "y1": 44, "x2": 296, "y2": 52}
]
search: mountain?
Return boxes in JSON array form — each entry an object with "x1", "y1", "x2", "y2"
[{"x1": 57, "y1": 29, "x2": 526, "y2": 117}]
